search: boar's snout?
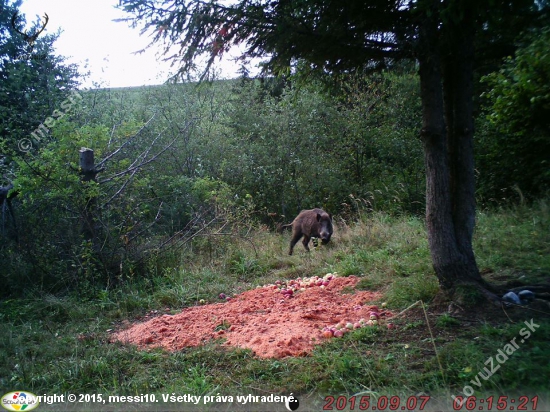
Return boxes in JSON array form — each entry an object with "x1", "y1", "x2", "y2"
[
  {"x1": 317, "y1": 213, "x2": 333, "y2": 244},
  {"x1": 319, "y1": 228, "x2": 332, "y2": 244}
]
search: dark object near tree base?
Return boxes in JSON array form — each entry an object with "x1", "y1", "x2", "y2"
[
  {"x1": 281, "y1": 208, "x2": 333, "y2": 255},
  {"x1": 518, "y1": 290, "x2": 535, "y2": 302},
  {"x1": 503, "y1": 290, "x2": 536, "y2": 306}
]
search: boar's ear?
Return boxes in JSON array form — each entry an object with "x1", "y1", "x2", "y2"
[
  {"x1": 316, "y1": 213, "x2": 322, "y2": 222},
  {"x1": 329, "y1": 214, "x2": 332, "y2": 221}
]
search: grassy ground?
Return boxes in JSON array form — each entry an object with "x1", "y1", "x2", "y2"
[{"x1": 1, "y1": 202, "x2": 549, "y2": 410}]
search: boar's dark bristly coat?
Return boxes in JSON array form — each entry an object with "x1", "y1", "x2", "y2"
[{"x1": 281, "y1": 208, "x2": 333, "y2": 255}]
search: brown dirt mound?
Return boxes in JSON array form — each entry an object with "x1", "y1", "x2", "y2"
[{"x1": 111, "y1": 275, "x2": 392, "y2": 358}]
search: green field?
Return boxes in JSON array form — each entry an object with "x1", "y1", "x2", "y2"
[{"x1": 2, "y1": 202, "x2": 548, "y2": 410}]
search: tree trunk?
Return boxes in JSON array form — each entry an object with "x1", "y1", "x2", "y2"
[
  {"x1": 441, "y1": 11, "x2": 484, "y2": 286},
  {"x1": 417, "y1": 4, "x2": 489, "y2": 296}
]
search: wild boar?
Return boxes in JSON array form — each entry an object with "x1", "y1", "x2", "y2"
[{"x1": 281, "y1": 208, "x2": 333, "y2": 255}]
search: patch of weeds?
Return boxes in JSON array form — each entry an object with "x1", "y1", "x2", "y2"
[
  {"x1": 355, "y1": 275, "x2": 387, "y2": 291},
  {"x1": 402, "y1": 321, "x2": 424, "y2": 330},
  {"x1": 475, "y1": 203, "x2": 550, "y2": 283},
  {"x1": 348, "y1": 325, "x2": 383, "y2": 343},
  {"x1": 214, "y1": 320, "x2": 231, "y2": 331},
  {"x1": 432, "y1": 339, "x2": 486, "y2": 385},
  {"x1": 229, "y1": 251, "x2": 259, "y2": 274},
  {"x1": 338, "y1": 254, "x2": 364, "y2": 276},
  {"x1": 385, "y1": 273, "x2": 439, "y2": 308},
  {"x1": 181, "y1": 365, "x2": 218, "y2": 395},
  {"x1": 436, "y1": 313, "x2": 461, "y2": 328},
  {"x1": 454, "y1": 284, "x2": 485, "y2": 307}
]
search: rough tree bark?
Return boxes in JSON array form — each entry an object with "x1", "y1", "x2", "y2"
[
  {"x1": 417, "y1": 3, "x2": 496, "y2": 300},
  {"x1": 441, "y1": 11, "x2": 484, "y2": 287}
]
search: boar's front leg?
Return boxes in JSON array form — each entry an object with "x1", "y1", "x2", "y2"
[{"x1": 301, "y1": 235, "x2": 311, "y2": 252}]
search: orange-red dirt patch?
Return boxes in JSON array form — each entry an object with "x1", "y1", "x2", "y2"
[{"x1": 111, "y1": 276, "x2": 391, "y2": 358}]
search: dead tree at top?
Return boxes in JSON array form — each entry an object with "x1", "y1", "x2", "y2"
[{"x1": 11, "y1": 12, "x2": 49, "y2": 53}]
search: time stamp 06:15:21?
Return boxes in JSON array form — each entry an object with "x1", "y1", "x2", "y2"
[{"x1": 321, "y1": 395, "x2": 540, "y2": 411}]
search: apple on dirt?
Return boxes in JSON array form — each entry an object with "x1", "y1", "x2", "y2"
[
  {"x1": 322, "y1": 328, "x2": 334, "y2": 337},
  {"x1": 280, "y1": 288, "x2": 294, "y2": 297}
]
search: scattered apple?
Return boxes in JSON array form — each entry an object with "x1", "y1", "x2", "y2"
[
  {"x1": 322, "y1": 329, "x2": 333, "y2": 338},
  {"x1": 219, "y1": 293, "x2": 226, "y2": 300}
]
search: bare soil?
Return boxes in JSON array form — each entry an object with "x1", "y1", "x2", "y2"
[{"x1": 111, "y1": 275, "x2": 393, "y2": 358}]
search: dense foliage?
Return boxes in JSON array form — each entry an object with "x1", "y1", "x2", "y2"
[
  {"x1": 477, "y1": 27, "x2": 550, "y2": 201},
  {"x1": 0, "y1": 0, "x2": 548, "y2": 297}
]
